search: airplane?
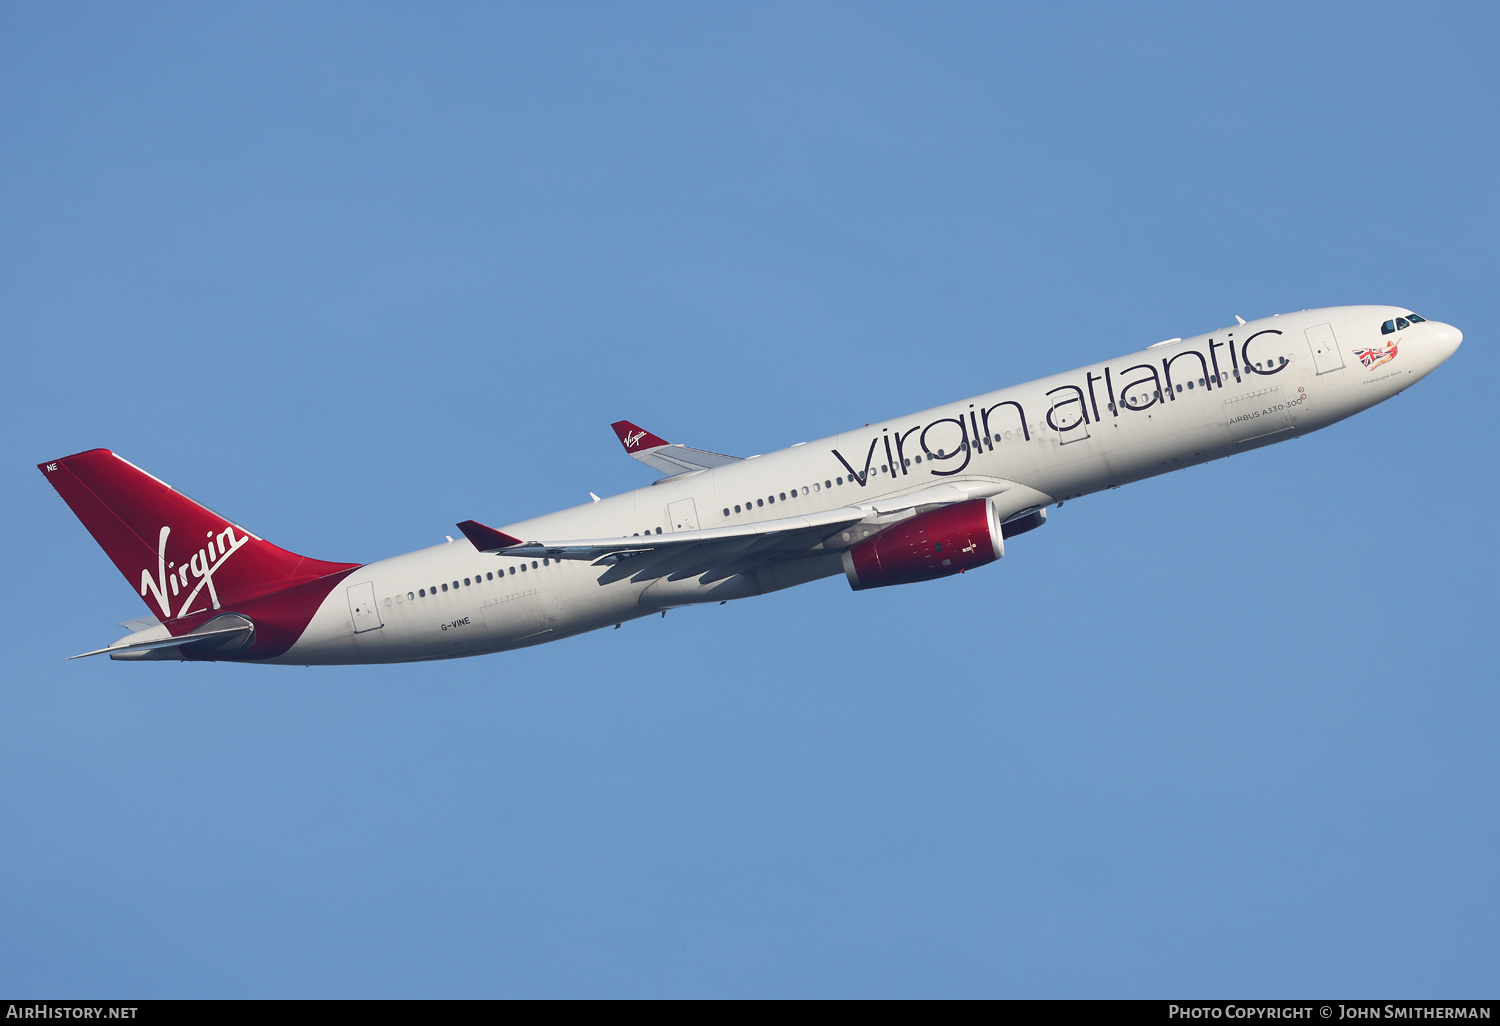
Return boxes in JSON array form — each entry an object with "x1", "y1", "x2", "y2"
[{"x1": 39, "y1": 305, "x2": 1460, "y2": 666}]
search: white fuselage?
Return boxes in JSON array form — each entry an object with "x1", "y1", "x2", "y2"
[{"x1": 276, "y1": 306, "x2": 1461, "y2": 664}]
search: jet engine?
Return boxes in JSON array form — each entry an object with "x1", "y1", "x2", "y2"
[{"x1": 842, "y1": 498, "x2": 1006, "y2": 591}]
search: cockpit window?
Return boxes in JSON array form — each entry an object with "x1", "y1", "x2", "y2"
[{"x1": 1384, "y1": 314, "x2": 1427, "y2": 334}]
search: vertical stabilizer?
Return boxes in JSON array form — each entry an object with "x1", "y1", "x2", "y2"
[{"x1": 39, "y1": 449, "x2": 359, "y2": 622}]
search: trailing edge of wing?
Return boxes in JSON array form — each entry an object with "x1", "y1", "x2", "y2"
[{"x1": 611, "y1": 420, "x2": 743, "y2": 476}]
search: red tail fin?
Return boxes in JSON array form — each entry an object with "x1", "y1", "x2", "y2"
[{"x1": 39, "y1": 449, "x2": 359, "y2": 622}]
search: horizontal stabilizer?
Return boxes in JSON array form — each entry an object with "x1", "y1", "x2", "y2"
[
  {"x1": 610, "y1": 420, "x2": 742, "y2": 476},
  {"x1": 456, "y1": 520, "x2": 524, "y2": 553},
  {"x1": 69, "y1": 623, "x2": 252, "y2": 660}
]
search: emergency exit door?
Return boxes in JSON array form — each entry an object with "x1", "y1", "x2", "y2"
[
  {"x1": 1305, "y1": 323, "x2": 1345, "y2": 374},
  {"x1": 667, "y1": 498, "x2": 700, "y2": 532},
  {"x1": 347, "y1": 581, "x2": 383, "y2": 633}
]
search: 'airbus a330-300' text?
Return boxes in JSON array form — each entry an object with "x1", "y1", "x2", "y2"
[{"x1": 40, "y1": 305, "x2": 1460, "y2": 665}]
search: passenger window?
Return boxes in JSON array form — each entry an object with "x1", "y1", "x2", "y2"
[
  {"x1": 486, "y1": 572, "x2": 493, "y2": 581},
  {"x1": 768, "y1": 495, "x2": 775, "y2": 504},
  {"x1": 464, "y1": 578, "x2": 470, "y2": 586},
  {"x1": 1382, "y1": 320, "x2": 1397, "y2": 334},
  {"x1": 509, "y1": 567, "x2": 515, "y2": 575},
  {"x1": 836, "y1": 477, "x2": 843, "y2": 485},
  {"x1": 825, "y1": 480, "x2": 832, "y2": 488},
  {"x1": 812, "y1": 484, "x2": 820, "y2": 492},
  {"x1": 441, "y1": 583, "x2": 448, "y2": 592},
  {"x1": 915, "y1": 456, "x2": 921, "y2": 463},
  {"x1": 452, "y1": 581, "x2": 459, "y2": 590},
  {"x1": 724, "y1": 508, "x2": 730, "y2": 516},
  {"x1": 1395, "y1": 317, "x2": 1410, "y2": 329},
  {"x1": 532, "y1": 561, "x2": 539, "y2": 568},
  {"x1": 1176, "y1": 384, "x2": 1183, "y2": 392},
  {"x1": 419, "y1": 589, "x2": 425, "y2": 597},
  {"x1": 757, "y1": 499, "x2": 764, "y2": 506},
  {"x1": 801, "y1": 486, "x2": 808, "y2": 495},
  {"x1": 734, "y1": 504, "x2": 741, "y2": 512},
  {"x1": 407, "y1": 592, "x2": 414, "y2": 600},
  {"x1": 520, "y1": 564, "x2": 526, "y2": 572},
  {"x1": 779, "y1": 492, "x2": 786, "y2": 500}
]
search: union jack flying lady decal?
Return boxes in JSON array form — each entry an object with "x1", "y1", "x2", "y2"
[{"x1": 1353, "y1": 341, "x2": 1398, "y2": 370}]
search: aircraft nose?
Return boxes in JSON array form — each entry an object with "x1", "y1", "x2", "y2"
[{"x1": 1429, "y1": 321, "x2": 1463, "y2": 362}]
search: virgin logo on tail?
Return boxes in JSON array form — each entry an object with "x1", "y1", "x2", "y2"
[
  {"x1": 139, "y1": 525, "x2": 249, "y2": 619},
  {"x1": 623, "y1": 430, "x2": 649, "y2": 450}
]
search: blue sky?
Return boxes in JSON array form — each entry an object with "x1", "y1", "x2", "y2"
[{"x1": 2, "y1": 1, "x2": 1496, "y2": 997}]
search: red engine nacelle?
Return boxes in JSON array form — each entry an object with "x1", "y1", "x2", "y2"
[{"x1": 842, "y1": 498, "x2": 1005, "y2": 591}]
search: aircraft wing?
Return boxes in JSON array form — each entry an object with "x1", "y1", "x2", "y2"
[
  {"x1": 610, "y1": 420, "x2": 743, "y2": 476},
  {"x1": 456, "y1": 478, "x2": 1054, "y2": 564},
  {"x1": 458, "y1": 506, "x2": 864, "y2": 562}
]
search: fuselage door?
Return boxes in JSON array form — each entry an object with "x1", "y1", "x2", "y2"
[
  {"x1": 667, "y1": 498, "x2": 700, "y2": 532},
  {"x1": 1304, "y1": 323, "x2": 1345, "y2": 374},
  {"x1": 347, "y1": 581, "x2": 383, "y2": 633},
  {"x1": 1049, "y1": 396, "x2": 1091, "y2": 445}
]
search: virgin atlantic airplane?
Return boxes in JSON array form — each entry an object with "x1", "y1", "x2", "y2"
[{"x1": 41, "y1": 305, "x2": 1460, "y2": 665}]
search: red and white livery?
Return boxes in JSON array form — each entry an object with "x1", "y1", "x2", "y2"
[{"x1": 40, "y1": 305, "x2": 1461, "y2": 665}]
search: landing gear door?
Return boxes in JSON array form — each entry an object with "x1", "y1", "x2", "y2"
[
  {"x1": 667, "y1": 498, "x2": 700, "y2": 532},
  {"x1": 1305, "y1": 323, "x2": 1344, "y2": 374},
  {"x1": 347, "y1": 581, "x2": 383, "y2": 633}
]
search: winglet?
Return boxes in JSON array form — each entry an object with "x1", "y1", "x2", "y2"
[
  {"x1": 456, "y1": 520, "x2": 523, "y2": 552},
  {"x1": 610, "y1": 420, "x2": 669, "y2": 454}
]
